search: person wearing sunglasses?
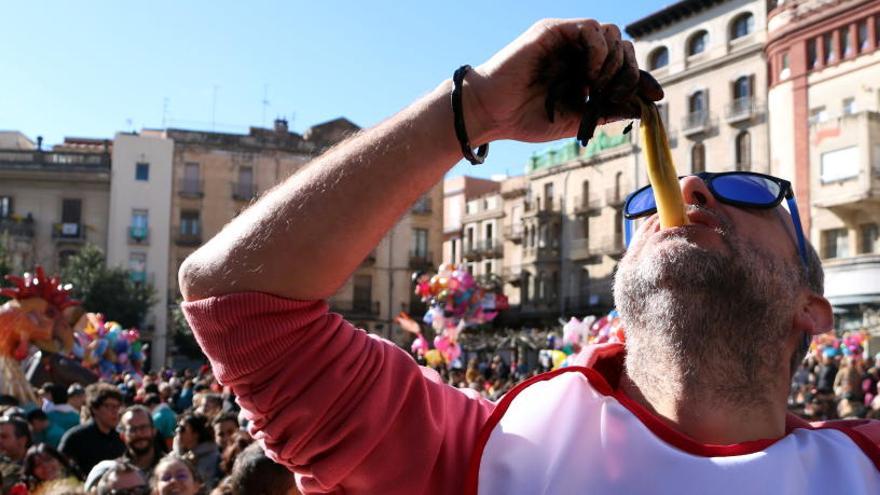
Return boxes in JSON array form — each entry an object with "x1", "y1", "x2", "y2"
[{"x1": 176, "y1": 16, "x2": 880, "y2": 495}]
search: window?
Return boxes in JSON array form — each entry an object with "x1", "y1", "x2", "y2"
[
  {"x1": 544, "y1": 183, "x2": 554, "y2": 210},
  {"x1": 689, "y1": 91, "x2": 707, "y2": 114},
  {"x1": 692, "y1": 143, "x2": 706, "y2": 174},
  {"x1": 131, "y1": 209, "x2": 148, "y2": 241},
  {"x1": 822, "y1": 228, "x2": 849, "y2": 258},
  {"x1": 353, "y1": 275, "x2": 373, "y2": 311},
  {"x1": 779, "y1": 52, "x2": 791, "y2": 80},
  {"x1": 688, "y1": 30, "x2": 709, "y2": 56},
  {"x1": 858, "y1": 20, "x2": 869, "y2": 52},
  {"x1": 808, "y1": 39, "x2": 819, "y2": 69},
  {"x1": 0, "y1": 196, "x2": 12, "y2": 218},
  {"x1": 582, "y1": 217, "x2": 590, "y2": 239},
  {"x1": 735, "y1": 131, "x2": 751, "y2": 171},
  {"x1": 183, "y1": 162, "x2": 200, "y2": 194},
  {"x1": 820, "y1": 146, "x2": 859, "y2": 183},
  {"x1": 649, "y1": 47, "x2": 669, "y2": 69},
  {"x1": 730, "y1": 13, "x2": 755, "y2": 40},
  {"x1": 412, "y1": 228, "x2": 428, "y2": 258},
  {"x1": 657, "y1": 103, "x2": 670, "y2": 129},
  {"x1": 466, "y1": 226, "x2": 475, "y2": 251},
  {"x1": 810, "y1": 106, "x2": 828, "y2": 124},
  {"x1": 823, "y1": 32, "x2": 836, "y2": 64},
  {"x1": 135, "y1": 162, "x2": 150, "y2": 181},
  {"x1": 581, "y1": 180, "x2": 590, "y2": 207},
  {"x1": 484, "y1": 261, "x2": 492, "y2": 275},
  {"x1": 733, "y1": 76, "x2": 752, "y2": 100},
  {"x1": 180, "y1": 210, "x2": 200, "y2": 235},
  {"x1": 840, "y1": 27, "x2": 852, "y2": 58},
  {"x1": 61, "y1": 199, "x2": 82, "y2": 224},
  {"x1": 860, "y1": 223, "x2": 879, "y2": 254},
  {"x1": 843, "y1": 97, "x2": 856, "y2": 115},
  {"x1": 485, "y1": 223, "x2": 493, "y2": 242},
  {"x1": 451, "y1": 238, "x2": 457, "y2": 263},
  {"x1": 129, "y1": 252, "x2": 147, "y2": 282}
]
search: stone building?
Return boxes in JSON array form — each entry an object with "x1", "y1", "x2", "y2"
[
  {"x1": 766, "y1": 0, "x2": 880, "y2": 329},
  {"x1": 0, "y1": 137, "x2": 111, "y2": 274}
]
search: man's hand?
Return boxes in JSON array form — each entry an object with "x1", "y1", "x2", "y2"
[{"x1": 464, "y1": 19, "x2": 663, "y2": 145}]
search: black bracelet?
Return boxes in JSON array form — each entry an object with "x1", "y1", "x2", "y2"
[{"x1": 451, "y1": 65, "x2": 489, "y2": 165}]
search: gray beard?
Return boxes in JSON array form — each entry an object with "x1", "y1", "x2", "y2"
[{"x1": 613, "y1": 214, "x2": 799, "y2": 409}]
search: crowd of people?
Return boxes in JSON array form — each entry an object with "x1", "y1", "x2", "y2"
[
  {"x1": 0, "y1": 367, "x2": 299, "y2": 495},
  {"x1": 789, "y1": 351, "x2": 880, "y2": 421}
]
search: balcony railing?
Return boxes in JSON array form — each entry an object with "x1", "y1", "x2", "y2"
[
  {"x1": 174, "y1": 226, "x2": 202, "y2": 247},
  {"x1": 128, "y1": 226, "x2": 149, "y2": 244},
  {"x1": 231, "y1": 182, "x2": 257, "y2": 201},
  {"x1": 605, "y1": 186, "x2": 629, "y2": 207},
  {"x1": 504, "y1": 224, "x2": 524, "y2": 243},
  {"x1": 0, "y1": 150, "x2": 110, "y2": 172},
  {"x1": 725, "y1": 97, "x2": 760, "y2": 124},
  {"x1": 52, "y1": 222, "x2": 85, "y2": 242},
  {"x1": 0, "y1": 218, "x2": 35, "y2": 239},
  {"x1": 411, "y1": 197, "x2": 433, "y2": 215},
  {"x1": 179, "y1": 178, "x2": 204, "y2": 198},
  {"x1": 479, "y1": 238, "x2": 503, "y2": 257},
  {"x1": 330, "y1": 300, "x2": 380, "y2": 316},
  {"x1": 463, "y1": 242, "x2": 481, "y2": 261},
  {"x1": 681, "y1": 111, "x2": 713, "y2": 136},
  {"x1": 408, "y1": 251, "x2": 434, "y2": 269},
  {"x1": 573, "y1": 196, "x2": 603, "y2": 215}
]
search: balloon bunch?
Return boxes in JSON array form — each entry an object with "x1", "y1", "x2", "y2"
[
  {"x1": 810, "y1": 329, "x2": 866, "y2": 360},
  {"x1": 412, "y1": 264, "x2": 508, "y2": 367},
  {"x1": 73, "y1": 313, "x2": 146, "y2": 378},
  {"x1": 540, "y1": 310, "x2": 627, "y2": 371}
]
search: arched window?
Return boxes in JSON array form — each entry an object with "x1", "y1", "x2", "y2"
[
  {"x1": 730, "y1": 13, "x2": 754, "y2": 40},
  {"x1": 692, "y1": 143, "x2": 706, "y2": 174},
  {"x1": 688, "y1": 90, "x2": 707, "y2": 114},
  {"x1": 735, "y1": 131, "x2": 751, "y2": 171},
  {"x1": 614, "y1": 171, "x2": 623, "y2": 202},
  {"x1": 649, "y1": 46, "x2": 669, "y2": 70},
  {"x1": 687, "y1": 30, "x2": 709, "y2": 56},
  {"x1": 733, "y1": 76, "x2": 751, "y2": 100}
]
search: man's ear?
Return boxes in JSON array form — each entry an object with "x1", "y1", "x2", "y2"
[{"x1": 794, "y1": 292, "x2": 834, "y2": 335}]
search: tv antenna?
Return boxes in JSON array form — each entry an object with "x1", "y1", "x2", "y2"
[{"x1": 262, "y1": 84, "x2": 270, "y2": 127}]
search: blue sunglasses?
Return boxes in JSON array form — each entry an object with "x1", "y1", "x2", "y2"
[{"x1": 622, "y1": 171, "x2": 809, "y2": 271}]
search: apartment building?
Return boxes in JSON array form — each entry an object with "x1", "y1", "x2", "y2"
[
  {"x1": 627, "y1": 0, "x2": 771, "y2": 178},
  {"x1": 766, "y1": 0, "x2": 880, "y2": 329},
  {"x1": 0, "y1": 137, "x2": 111, "y2": 274},
  {"x1": 108, "y1": 132, "x2": 174, "y2": 366}
]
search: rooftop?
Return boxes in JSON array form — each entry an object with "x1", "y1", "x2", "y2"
[{"x1": 625, "y1": 0, "x2": 728, "y2": 38}]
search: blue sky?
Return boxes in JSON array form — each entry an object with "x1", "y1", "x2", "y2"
[{"x1": 1, "y1": 0, "x2": 668, "y2": 179}]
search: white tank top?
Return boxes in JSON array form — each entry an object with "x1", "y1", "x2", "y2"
[{"x1": 466, "y1": 367, "x2": 880, "y2": 494}]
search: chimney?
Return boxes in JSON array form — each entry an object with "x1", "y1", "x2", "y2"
[
  {"x1": 274, "y1": 118, "x2": 288, "y2": 134},
  {"x1": 36, "y1": 136, "x2": 43, "y2": 151}
]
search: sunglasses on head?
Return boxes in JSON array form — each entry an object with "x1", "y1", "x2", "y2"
[{"x1": 622, "y1": 171, "x2": 809, "y2": 270}]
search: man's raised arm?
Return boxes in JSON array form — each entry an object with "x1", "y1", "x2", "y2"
[{"x1": 178, "y1": 19, "x2": 660, "y2": 302}]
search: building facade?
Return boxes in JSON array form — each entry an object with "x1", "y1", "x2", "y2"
[
  {"x1": 0, "y1": 138, "x2": 111, "y2": 275},
  {"x1": 108, "y1": 132, "x2": 174, "y2": 366},
  {"x1": 766, "y1": 0, "x2": 880, "y2": 330}
]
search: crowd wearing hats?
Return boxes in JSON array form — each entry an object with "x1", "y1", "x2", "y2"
[{"x1": 0, "y1": 367, "x2": 299, "y2": 495}]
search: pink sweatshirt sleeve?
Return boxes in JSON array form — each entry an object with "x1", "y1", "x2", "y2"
[{"x1": 182, "y1": 292, "x2": 494, "y2": 494}]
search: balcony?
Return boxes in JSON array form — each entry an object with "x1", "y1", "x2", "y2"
[
  {"x1": 329, "y1": 300, "x2": 381, "y2": 317},
  {"x1": 231, "y1": 182, "x2": 257, "y2": 201},
  {"x1": 524, "y1": 244, "x2": 560, "y2": 264},
  {"x1": 479, "y1": 238, "x2": 503, "y2": 258},
  {"x1": 810, "y1": 111, "x2": 880, "y2": 214},
  {"x1": 129, "y1": 271, "x2": 147, "y2": 284},
  {"x1": 594, "y1": 234, "x2": 625, "y2": 256},
  {"x1": 52, "y1": 222, "x2": 85, "y2": 243},
  {"x1": 174, "y1": 227, "x2": 202, "y2": 247},
  {"x1": 409, "y1": 251, "x2": 434, "y2": 270},
  {"x1": 605, "y1": 186, "x2": 629, "y2": 207},
  {"x1": 569, "y1": 237, "x2": 592, "y2": 260},
  {"x1": 504, "y1": 224, "x2": 524, "y2": 243},
  {"x1": 523, "y1": 197, "x2": 562, "y2": 219},
  {"x1": 725, "y1": 97, "x2": 761, "y2": 124},
  {"x1": 573, "y1": 196, "x2": 603, "y2": 216},
  {"x1": 411, "y1": 197, "x2": 433, "y2": 215},
  {"x1": 0, "y1": 218, "x2": 35, "y2": 239},
  {"x1": 128, "y1": 226, "x2": 149, "y2": 245},
  {"x1": 463, "y1": 242, "x2": 481, "y2": 261},
  {"x1": 178, "y1": 179, "x2": 204, "y2": 198},
  {"x1": 681, "y1": 111, "x2": 715, "y2": 137}
]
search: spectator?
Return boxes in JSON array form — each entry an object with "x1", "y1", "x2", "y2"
[
  {"x1": 211, "y1": 412, "x2": 239, "y2": 452},
  {"x1": 151, "y1": 454, "x2": 202, "y2": 495},
  {"x1": 83, "y1": 460, "x2": 116, "y2": 494},
  {"x1": 175, "y1": 381, "x2": 194, "y2": 413},
  {"x1": 95, "y1": 461, "x2": 148, "y2": 495},
  {"x1": 0, "y1": 417, "x2": 31, "y2": 463},
  {"x1": 44, "y1": 384, "x2": 81, "y2": 444},
  {"x1": 66, "y1": 385, "x2": 86, "y2": 417},
  {"x1": 59, "y1": 384, "x2": 126, "y2": 475},
  {"x1": 219, "y1": 431, "x2": 252, "y2": 475},
  {"x1": 144, "y1": 394, "x2": 176, "y2": 450},
  {"x1": 27, "y1": 409, "x2": 57, "y2": 448},
  {"x1": 118, "y1": 406, "x2": 162, "y2": 479},
  {"x1": 23, "y1": 443, "x2": 80, "y2": 491},
  {"x1": 174, "y1": 414, "x2": 219, "y2": 489},
  {"x1": 216, "y1": 443, "x2": 297, "y2": 495},
  {"x1": 196, "y1": 394, "x2": 222, "y2": 421},
  {"x1": 816, "y1": 353, "x2": 838, "y2": 395}
]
